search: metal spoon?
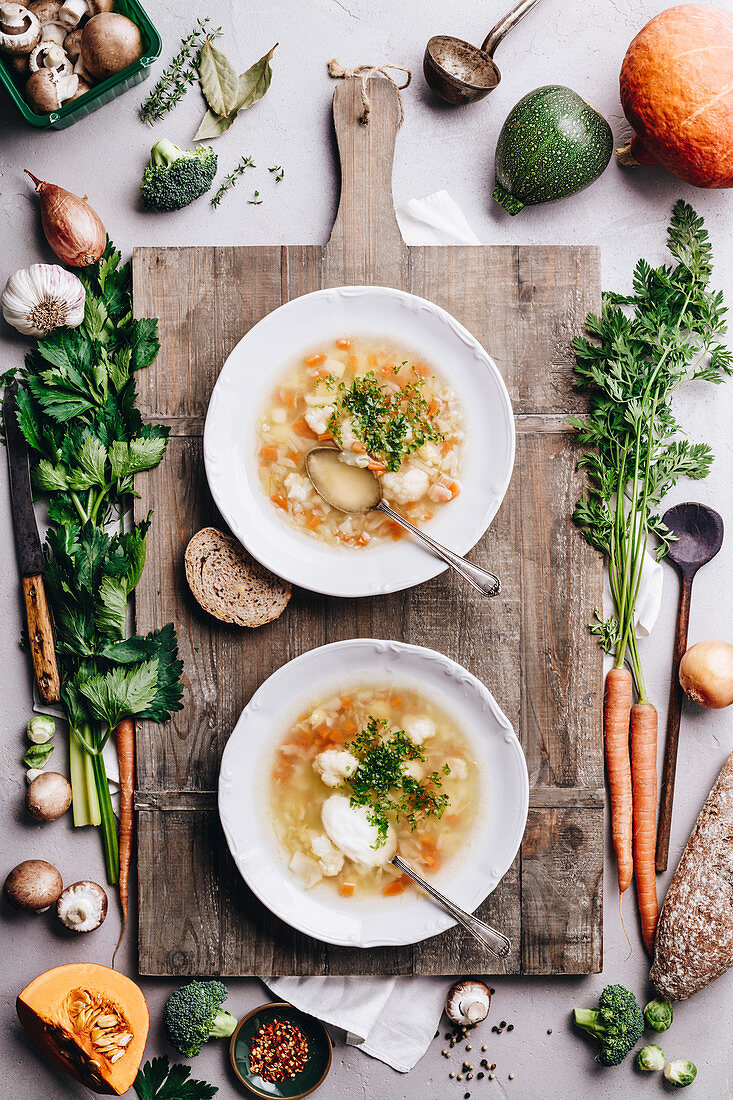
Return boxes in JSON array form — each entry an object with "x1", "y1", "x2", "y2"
[
  {"x1": 392, "y1": 853, "x2": 511, "y2": 959},
  {"x1": 656, "y1": 502, "x2": 724, "y2": 872},
  {"x1": 304, "y1": 447, "x2": 501, "y2": 597},
  {"x1": 424, "y1": 0, "x2": 544, "y2": 105}
]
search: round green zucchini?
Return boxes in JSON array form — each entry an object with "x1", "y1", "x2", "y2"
[{"x1": 493, "y1": 85, "x2": 613, "y2": 215}]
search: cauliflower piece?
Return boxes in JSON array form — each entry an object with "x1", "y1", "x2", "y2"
[
  {"x1": 310, "y1": 833, "x2": 345, "y2": 876},
  {"x1": 405, "y1": 717, "x2": 436, "y2": 745},
  {"x1": 313, "y1": 748, "x2": 359, "y2": 787},
  {"x1": 445, "y1": 756, "x2": 469, "y2": 780},
  {"x1": 322, "y1": 794, "x2": 397, "y2": 867},
  {"x1": 304, "y1": 404, "x2": 336, "y2": 435},
  {"x1": 307, "y1": 709, "x2": 326, "y2": 728},
  {"x1": 402, "y1": 759, "x2": 425, "y2": 782},
  {"x1": 284, "y1": 472, "x2": 312, "y2": 503},
  {"x1": 380, "y1": 465, "x2": 430, "y2": 505},
  {"x1": 418, "y1": 441, "x2": 441, "y2": 467}
]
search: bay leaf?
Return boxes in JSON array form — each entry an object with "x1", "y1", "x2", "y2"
[
  {"x1": 235, "y1": 43, "x2": 277, "y2": 112},
  {"x1": 194, "y1": 108, "x2": 236, "y2": 142},
  {"x1": 198, "y1": 40, "x2": 240, "y2": 118}
]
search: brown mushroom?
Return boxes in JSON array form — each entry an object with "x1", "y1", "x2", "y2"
[
  {"x1": 56, "y1": 880, "x2": 107, "y2": 932},
  {"x1": 6, "y1": 49, "x2": 28, "y2": 73},
  {"x1": 446, "y1": 979, "x2": 492, "y2": 1026},
  {"x1": 62, "y1": 21, "x2": 80, "y2": 60},
  {"x1": 3, "y1": 859, "x2": 63, "y2": 912},
  {"x1": 25, "y1": 771, "x2": 72, "y2": 821},
  {"x1": 58, "y1": 0, "x2": 111, "y2": 30},
  {"x1": 0, "y1": 3, "x2": 42, "y2": 54},
  {"x1": 80, "y1": 11, "x2": 140, "y2": 80},
  {"x1": 25, "y1": 65, "x2": 77, "y2": 111},
  {"x1": 67, "y1": 72, "x2": 89, "y2": 98},
  {"x1": 29, "y1": 39, "x2": 71, "y2": 75},
  {"x1": 27, "y1": 0, "x2": 65, "y2": 44}
]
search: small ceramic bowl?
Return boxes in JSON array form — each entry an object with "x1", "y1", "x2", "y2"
[{"x1": 230, "y1": 1002, "x2": 332, "y2": 1098}]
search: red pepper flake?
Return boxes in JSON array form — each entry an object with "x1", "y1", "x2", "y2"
[{"x1": 249, "y1": 1017, "x2": 310, "y2": 1083}]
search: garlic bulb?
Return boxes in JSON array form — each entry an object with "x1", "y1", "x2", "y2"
[{"x1": 2, "y1": 263, "x2": 85, "y2": 338}]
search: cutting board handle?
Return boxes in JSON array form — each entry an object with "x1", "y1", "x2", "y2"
[{"x1": 324, "y1": 76, "x2": 407, "y2": 279}]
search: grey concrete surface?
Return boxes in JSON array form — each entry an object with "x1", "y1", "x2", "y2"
[{"x1": 1, "y1": 1, "x2": 732, "y2": 1097}]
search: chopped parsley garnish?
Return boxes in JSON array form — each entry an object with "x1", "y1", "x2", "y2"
[
  {"x1": 344, "y1": 717, "x2": 450, "y2": 847},
  {"x1": 327, "y1": 368, "x2": 444, "y2": 471}
]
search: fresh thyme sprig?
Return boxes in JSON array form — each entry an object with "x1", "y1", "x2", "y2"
[
  {"x1": 211, "y1": 156, "x2": 255, "y2": 207},
  {"x1": 572, "y1": 201, "x2": 731, "y2": 693},
  {"x1": 248, "y1": 190, "x2": 263, "y2": 206},
  {"x1": 269, "y1": 165, "x2": 285, "y2": 182},
  {"x1": 140, "y1": 18, "x2": 222, "y2": 125}
]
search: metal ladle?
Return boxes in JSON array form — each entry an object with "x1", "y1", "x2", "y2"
[
  {"x1": 424, "y1": 0, "x2": 544, "y2": 105},
  {"x1": 304, "y1": 447, "x2": 501, "y2": 597}
]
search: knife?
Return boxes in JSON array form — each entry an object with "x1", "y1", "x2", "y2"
[{"x1": 3, "y1": 383, "x2": 61, "y2": 705}]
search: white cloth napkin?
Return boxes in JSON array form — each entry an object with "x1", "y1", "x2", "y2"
[{"x1": 266, "y1": 975, "x2": 449, "y2": 1073}]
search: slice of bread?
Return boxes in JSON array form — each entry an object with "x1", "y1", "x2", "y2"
[{"x1": 185, "y1": 527, "x2": 291, "y2": 628}]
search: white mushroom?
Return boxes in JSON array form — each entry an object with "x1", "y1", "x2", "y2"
[
  {"x1": 25, "y1": 771, "x2": 72, "y2": 821},
  {"x1": 56, "y1": 880, "x2": 107, "y2": 932},
  {"x1": 0, "y1": 3, "x2": 41, "y2": 54},
  {"x1": 27, "y1": 0, "x2": 64, "y2": 44},
  {"x1": 3, "y1": 859, "x2": 63, "y2": 912},
  {"x1": 29, "y1": 39, "x2": 71, "y2": 75},
  {"x1": 445, "y1": 979, "x2": 492, "y2": 1026},
  {"x1": 80, "y1": 10, "x2": 141, "y2": 79},
  {"x1": 58, "y1": 0, "x2": 110, "y2": 29},
  {"x1": 67, "y1": 72, "x2": 89, "y2": 98},
  {"x1": 25, "y1": 65, "x2": 77, "y2": 111}
]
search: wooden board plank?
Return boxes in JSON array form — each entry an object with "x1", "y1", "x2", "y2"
[{"x1": 133, "y1": 76, "x2": 603, "y2": 977}]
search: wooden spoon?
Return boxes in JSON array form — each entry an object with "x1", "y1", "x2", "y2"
[{"x1": 655, "y1": 502, "x2": 724, "y2": 872}]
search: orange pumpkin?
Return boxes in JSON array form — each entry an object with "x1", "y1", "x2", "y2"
[
  {"x1": 619, "y1": 4, "x2": 733, "y2": 187},
  {"x1": 16, "y1": 963, "x2": 149, "y2": 1095}
]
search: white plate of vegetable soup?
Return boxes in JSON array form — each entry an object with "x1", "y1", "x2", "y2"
[
  {"x1": 204, "y1": 286, "x2": 514, "y2": 598},
  {"x1": 218, "y1": 640, "x2": 529, "y2": 948}
]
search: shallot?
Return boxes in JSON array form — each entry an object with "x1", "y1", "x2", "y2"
[{"x1": 25, "y1": 169, "x2": 106, "y2": 267}]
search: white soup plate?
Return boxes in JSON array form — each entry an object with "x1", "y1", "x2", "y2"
[
  {"x1": 218, "y1": 639, "x2": 529, "y2": 949},
  {"x1": 204, "y1": 285, "x2": 514, "y2": 597}
]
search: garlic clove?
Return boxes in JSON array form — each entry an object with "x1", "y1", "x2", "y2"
[{"x1": 2, "y1": 263, "x2": 86, "y2": 338}]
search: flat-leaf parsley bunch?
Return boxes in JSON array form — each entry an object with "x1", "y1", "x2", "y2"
[{"x1": 7, "y1": 243, "x2": 183, "y2": 882}]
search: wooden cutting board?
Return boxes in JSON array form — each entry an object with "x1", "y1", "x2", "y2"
[{"x1": 132, "y1": 77, "x2": 604, "y2": 977}]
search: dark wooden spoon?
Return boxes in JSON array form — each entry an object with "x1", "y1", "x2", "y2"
[{"x1": 656, "y1": 502, "x2": 724, "y2": 871}]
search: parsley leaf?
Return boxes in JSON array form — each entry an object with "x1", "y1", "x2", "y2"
[{"x1": 134, "y1": 1056, "x2": 218, "y2": 1100}]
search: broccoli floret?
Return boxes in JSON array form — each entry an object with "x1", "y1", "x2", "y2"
[
  {"x1": 163, "y1": 980, "x2": 237, "y2": 1057},
  {"x1": 141, "y1": 139, "x2": 218, "y2": 212},
  {"x1": 574, "y1": 984, "x2": 645, "y2": 1066}
]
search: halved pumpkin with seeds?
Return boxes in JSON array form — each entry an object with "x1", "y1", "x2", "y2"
[{"x1": 16, "y1": 963, "x2": 148, "y2": 1095}]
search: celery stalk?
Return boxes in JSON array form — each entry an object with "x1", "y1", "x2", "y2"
[{"x1": 69, "y1": 723, "x2": 101, "y2": 827}]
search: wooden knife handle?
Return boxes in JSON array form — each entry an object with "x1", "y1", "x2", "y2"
[{"x1": 22, "y1": 574, "x2": 61, "y2": 705}]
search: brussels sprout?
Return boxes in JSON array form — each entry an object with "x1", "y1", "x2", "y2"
[
  {"x1": 664, "y1": 1060, "x2": 697, "y2": 1087},
  {"x1": 26, "y1": 715, "x2": 56, "y2": 744},
  {"x1": 636, "y1": 1045, "x2": 665, "y2": 1071},
  {"x1": 644, "y1": 997, "x2": 673, "y2": 1032}
]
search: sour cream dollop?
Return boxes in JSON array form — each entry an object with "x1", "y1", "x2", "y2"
[{"x1": 321, "y1": 794, "x2": 396, "y2": 868}]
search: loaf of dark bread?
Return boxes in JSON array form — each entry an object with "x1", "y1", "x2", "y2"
[
  {"x1": 185, "y1": 527, "x2": 291, "y2": 628},
  {"x1": 650, "y1": 751, "x2": 733, "y2": 1000}
]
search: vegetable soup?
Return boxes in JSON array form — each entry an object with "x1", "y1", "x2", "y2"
[
  {"x1": 256, "y1": 336, "x2": 464, "y2": 547},
  {"x1": 269, "y1": 685, "x2": 481, "y2": 898}
]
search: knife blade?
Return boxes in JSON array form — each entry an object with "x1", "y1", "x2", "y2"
[
  {"x1": 4, "y1": 384, "x2": 46, "y2": 577},
  {"x1": 3, "y1": 383, "x2": 61, "y2": 704}
]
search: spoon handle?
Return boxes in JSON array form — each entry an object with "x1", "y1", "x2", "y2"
[
  {"x1": 391, "y1": 854, "x2": 511, "y2": 959},
  {"x1": 656, "y1": 571, "x2": 694, "y2": 872},
  {"x1": 375, "y1": 501, "x2": 501, "y2": 597},
  {"x1": 481, "y1": 0, "x2": 544, "y2": 57}
]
